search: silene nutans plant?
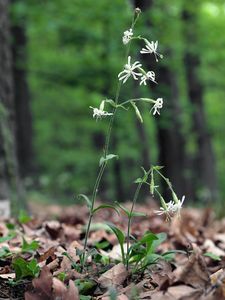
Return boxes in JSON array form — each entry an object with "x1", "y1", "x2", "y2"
[{"x1": 78, "y1": 8, "x2": 186, "y2": 273}]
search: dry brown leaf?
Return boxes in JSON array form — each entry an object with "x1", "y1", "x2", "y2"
[
  {"x1": 52, "y1": 277, "x2": 67, "y2": 297},
  {"x1": 38, "y1": 246, "x2": 56, "y2": 262},
  {"x1": 45, "y1": 220, "x2": 63, "y2": 239},
  {"x1": 150, "y1": 259, "x2": 174, "y2": 289},
  {"x1": 101, "y1": 294, "x2": 129, "y2": 300},
  {"x1": 98, "y1": 263, "x2": 128, "y2": 288},
  {"x1": 62, "y1": 280, "x2": 79, "y2": 300},
  {"x1": 62, "y1": 223, "x2": 81, "y2": 242},
  {"x1": 25, "y1": 266, "x2": 53, "y2": 300},
  {"x1": 150, "y1": 285, "x2": 203, "y2": 300},
  {"x1": 174, "y1": 245, "x2": 210, "y2": 289}
]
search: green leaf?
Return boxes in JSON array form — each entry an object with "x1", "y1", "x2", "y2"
[
  {"x1": 107, "y1": 223, "x2": 125, "y2": 246},
  {"x1": 57, "y1": 272, "x2": 66, "y2": 282},
  {"x1": 78, "y1": 194, "x2": 91, "y2": 210},
  {"x1": 99, "y1": 154, "x2": 118, "y2": 166},
  {"x1": 115, "y1": 202, "x2": 130, "y2": 217},
  {"x1": 0, "y1": 246, "x2": 11, "y2": 258},
  {"x1": 80, "y1": 296, "x2": 92, "y2": 300},
  {"x1": 106, "y1": 223, "x2": 125, "y2": 263},
  {"x1": 94, "y1": 240, "x2": 110, "y2": 250},
  {"x1": 105, "y1": 99, "x2": 116, "y2": 107},
  {"x1": 148, "y1": 232, "x2": 167, "y2": 254},
  {"x1": 130, "y1": 101, "x2": 143, "y2": 123},
  {"x1": 6, "y1": 223, "x2": 15, "y2": 230},
  {"x1": 12, "y1": 258, "x2": 40, "y2": 281},
  {"x1": 21, "y1": 238, "x2": 39, "y2": 253},
  {"x1": 204, "y1": 252, "x2": 221, "y2": 261},
  {"x1": 139, "y1": 232, "x2": 158, "y2": 254},
  {"x1": 93, "y1": 204, "x2": 120, "y2": 216},
  {"x1": 145, "y1": 253, "x2": 162, "y2": 265},
  {"x1": 129, "y1": 211, "x2": 146, "y2": 217},
  {"x1": 0, "y1": 232, "x2": 16, "y2": 243},
  {"x1": 152, "y1": 166, "x2": 164, "y2": 170},
  {"x1": 18, "y1": 210, "x2": 32, "y2": 224},
  {"x1": 134, "y1": 178, "x2": 143, "y2": 184},
  {"x1": 74, "y1": 279, "x2": 97, "y2": 295}
]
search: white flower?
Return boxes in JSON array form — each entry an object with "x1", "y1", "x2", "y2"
[
  {"x1": 140, "y1": 71, "x2": 156, "y2": 85},
  {"x1": 140, "y1": 40, "x2": 163, "y2": 62},
  {"x1": 90, "y1": 100, "x2": 113, "y2": 120},
  {"x1": 122, "y1": 28, "x2": 133, "y2": 45},
  {"x1": 151, "y1": 98, "x2": 163, "y2": 115},
  {"x1": 172, "y1": 196, "x2": 185, "y2": 214},
  {"x1": 154, "y1": 200, "x2": 175, "y2": 217},
  {"x1": 118, "y1": 56, "x2": 142, "y2": 84}
]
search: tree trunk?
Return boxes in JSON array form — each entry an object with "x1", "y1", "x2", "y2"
[
  {"x1": 0, "y1": 0, "x2": 24, "y2": 215},
  {"x1": 182, "y1": 7, "x2": 218, "y2": 202},
  {"x1": 11, "y1": 19, "x2": 33, "y2": 178}
]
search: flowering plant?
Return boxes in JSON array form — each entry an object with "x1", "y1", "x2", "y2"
[{"x1": 80, "y1": 8, "x2": 185, "y2": 271}]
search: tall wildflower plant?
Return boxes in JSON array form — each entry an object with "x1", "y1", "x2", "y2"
[{"x1": 80, "y1": 8, "x2": 185, "y2": 271}]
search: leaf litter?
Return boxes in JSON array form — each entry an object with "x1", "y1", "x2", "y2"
[{"x1": 0, "y1": 201, "x2": 224, "y2": 299}]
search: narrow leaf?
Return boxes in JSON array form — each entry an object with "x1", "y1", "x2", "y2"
[
  {"x1": 78, "y1": 194, "x2": 91, "y2": 210},
  {"x1": 93, "y1": 204, "x2": 120, "y2": 216},
  {"x1": 99, "y1": 154, "x2": 118, "y2": 166},
  {"x1": 204, "y1": 252, "x2": 221, "y2": 261},
  {"x1": 115, "y1": 202, "x2": 130, "y2": 217},
  {"x1": 131, "y1": 101, "x2": 143, "y2": 123},
  {"x1": 129, "y1": 211, "x2": 146, "y2": 217}
]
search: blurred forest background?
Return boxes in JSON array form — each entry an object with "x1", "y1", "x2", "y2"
[{"x1": 0, "y1": 0, "x2": 225, "y2": 211}]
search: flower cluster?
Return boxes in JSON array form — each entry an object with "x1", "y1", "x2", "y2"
[
  {"x1": 118, "y1": 56, "x2": 156, "y2": 86},
  {"x1": 122, "y1": 28, "x2": 133, "y2": 45},
  {"x1": 118, "y1": 33, "x2": 162, "y2": 87},
  {"x1": 154, "y1": 196, "x2": 185, "y2": 218}
]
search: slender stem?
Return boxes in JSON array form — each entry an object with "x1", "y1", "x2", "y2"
[
  {"x1": 126, "y1": 182, "x2": 142, "y2": 270},
  {"x1": 126, "y1": 169, "x2": 151, "y2": 271},
  {"x1": 154, "y1": 168, "x2": 173, "y2": 190},
  {"x1": 81, "y1": 10, "x2": 141, "y2": 271}
]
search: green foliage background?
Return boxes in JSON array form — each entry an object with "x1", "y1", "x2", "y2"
[{"x1": 11, "y1": 1, "x2": 225, "y2": 203}]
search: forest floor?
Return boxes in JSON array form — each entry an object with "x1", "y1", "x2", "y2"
[{"x1": 0, "y1": 200, "x2": 225, "y2": 299}]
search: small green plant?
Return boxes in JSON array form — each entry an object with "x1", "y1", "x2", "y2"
[
  {"x1": 12, "y1": 257, "x2": 40, "y2": 281},
  {"x1": 80, "y1": 8, "x2": 185, "y2": 272},
  {"x1": 18, "y1": 210, "x2": 32, "y2": 224},
  {"x1": 0, "y1": 246, "x2": 12, "y2": 258},
  {"x1": 21, "y1": 238, "x2": 39, "y2": 253}
]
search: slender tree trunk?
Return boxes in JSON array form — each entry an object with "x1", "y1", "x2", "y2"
[
  {"x1": 11, "y1": 19, "x2": 33, "y2": 178},
  {"x1": 0, "y1": 0, "x2": 24, "y2": 215},
  {"x1": 182, "y1": 7, "x2": 218, "y2": 202}
]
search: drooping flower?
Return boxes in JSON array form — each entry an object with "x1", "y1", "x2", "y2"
[
  {"x1": 90, "y1": 100, "x2": 113, "y2": 120},
  {"x1": 140, "y1": 71, "x2": 156, "y2": 85},
  {"x1": 154, "y1": 200, "x2": 175, "y2": 218},
  {"x1": 118, "y1": 56, "x2": 142, "y2": 84},
  {"x1": 150, "y1": 98, "x2": 163, "y2": 115},
  {"x1": 140, "y1": 40, "x2": 163, "y2": 62},
  {"x1": 172, "y1": 195, "x2": 185, "y2": 215},
  {"x1": 122, "y1": 28, "x2": 133, "y2": 45}
]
